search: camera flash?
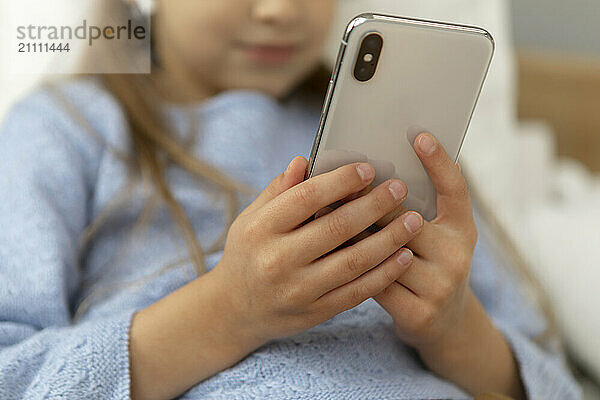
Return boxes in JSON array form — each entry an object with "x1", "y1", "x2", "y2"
[{"x1": 363, "y1": 53, "x2": 374, "y2": 63}]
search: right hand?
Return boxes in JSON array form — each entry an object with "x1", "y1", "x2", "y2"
[{"x1": 212, "y1": 156, "x2": 425, "y2": 345}]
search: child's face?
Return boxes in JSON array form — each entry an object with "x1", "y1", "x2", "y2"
[{"x1": 155, "y1": 0, "x2": 336, "y2": 98}]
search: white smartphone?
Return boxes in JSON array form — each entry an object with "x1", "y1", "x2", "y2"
[{"x1": 306, "y1": 13, "x2": 495, "y2": 220}]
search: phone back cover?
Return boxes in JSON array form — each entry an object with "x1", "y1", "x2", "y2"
[{"x1": 309, "y1": 14, "x2": 494, "y2": 220}]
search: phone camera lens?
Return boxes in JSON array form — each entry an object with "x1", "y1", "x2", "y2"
[
  {"x1": 365, "y1": 37, "x2": 379, "y2": 49},
  {"x1": 353, "y1": 33, "x2": 383, "y2": 82}
]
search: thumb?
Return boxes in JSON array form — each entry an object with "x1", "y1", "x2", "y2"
[{"x1": 245, "y1": 156, "x2": 308, "y2": 214}]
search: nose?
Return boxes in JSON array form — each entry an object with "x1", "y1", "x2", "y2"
[{"x1": 251, "y1": 0, "x2": 301, "y2": 27}]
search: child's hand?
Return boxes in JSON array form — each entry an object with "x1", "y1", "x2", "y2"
[
  {"x1": 372, "y1": 133, "x2": 525, "y2": 398},
  {"x1": 372, "y1": 132, "x2": 478, "y2": 349},
  {"x1": 212, "y1": 156, "x2": 423, "y2": 347}
]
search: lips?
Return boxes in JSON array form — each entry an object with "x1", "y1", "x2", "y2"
[{"x1": 239, "y1": 42, "x2": 299, "y2": 64}]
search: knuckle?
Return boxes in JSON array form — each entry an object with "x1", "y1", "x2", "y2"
[
  {"x1": 445, "y1": 252, "x2": 471, "y2": 285},
  {"x1": 343, "y1": 247, "x2": 367, "y2": 275},
  {"x1": 280, "y1": 284, "x2": 305, "y2": 307},
  {"x1": 382, "y1": 264, "x2": 398, "y2": 285},
  {"x1": 258, "y1": 250, "x2": 284, "y2": 280},
  {"x1": 240, "y1": 216, "x2": 263, "y2": 241},
  {"x1": 413, "y1": 306, "x2": 437, "y2": 335},
  {"x1": 295, "y1": 181, "x2": 319, "y2": 208},
  {"x1": 451, "y1": 179, "x2": 469, "y2": 199},
  {"x1": 371, "y1": 188, "x2": 390, "y2": 215},
  {"x1": 351, "y1": 282, "x2": 370, "y2": 304},
  {"x1": 387, "y1": 223, "x2": 409, "y2": 248},
  {"x1": 327, "y1": 211, "x2": 353, "y2": 238}
]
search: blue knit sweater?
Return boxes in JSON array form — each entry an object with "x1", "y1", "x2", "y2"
[{"x1": 0, "y1": 79, "x2": 580, "y2": 399}]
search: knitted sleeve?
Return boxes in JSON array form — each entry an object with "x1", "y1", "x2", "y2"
[{"x1": 0, "y1": 87, "x2": 136, "y2": 399}]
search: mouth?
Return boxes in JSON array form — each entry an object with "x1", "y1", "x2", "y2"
[{"x1": 237, "y1": 42, "x2": 300, "y2": 65}]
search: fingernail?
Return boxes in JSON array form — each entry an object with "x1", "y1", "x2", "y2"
[
  {"x1": 397, "y1": 249, "x2": 413, "y2": 266},
  {"x1": 356, "y1": 163, "x2": 374, "y2": 182},
  {"x1": 388, "y1": 181, "x2": 407, "y2": 201},
  {"x1": 417, "y1": 133, "x2": 436, "y2": 155},
  {"x1": 403, "y1": 212, "x2": 423, "y2": 234}
]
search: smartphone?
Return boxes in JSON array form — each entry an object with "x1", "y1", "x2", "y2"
[{"x1": 306, "y1": 13, "x2": 495, "y2": 221}]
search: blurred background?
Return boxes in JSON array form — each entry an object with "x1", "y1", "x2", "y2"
[
  {"x1": 1, "y1": 0, "x2": 598, "y2": 398},
  {"x1": 512, "y1": 0, "x2": 600, "y2": 173},
  {"x1": 509, "y1": 2, "x2": 600, "y2": 398}
]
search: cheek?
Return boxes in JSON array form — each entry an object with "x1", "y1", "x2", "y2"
[
  {"x1": 161, "y1": 3, "x2": 243, "y2": 70},
  {"x1": 187, "y1": 29, "x2": 238, "y2": 80}
]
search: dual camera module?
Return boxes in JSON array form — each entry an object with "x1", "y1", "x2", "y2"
[{"x1": 353, "y1": 33, "x2": 383, "y2": 82}]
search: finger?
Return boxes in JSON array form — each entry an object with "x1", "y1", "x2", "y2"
[
  {"x1": 404, "y1": 219, "x2": 444, "y2": 260},
  {"x1": 373, "y1": 205, "x2": 447, "y2": 263},
  {"x1": 394, "y1": 255, "x2": 435, "y2": 297},
  {"x1": 317, "y1": 185, "x2": 374, "y2": 220},
  {"x1": 341, "y1": 184, "x2": 373, "y2": 203},
  {"x1": 323, "y1": 226, "x2": 375, "y2": 255},
  {"x1": 263, "y1": 162, "x2": 376, "y2": 232},
  {"x1": 344, "y1": 184, "x2": 405, "y2": 230},
  {"x1": 372, "y1": 281, "x2": 425, "y2": 324},
  {"x1": 291, "y1": 179, "x2": 409, "y2": 262},
  {"x1": 243, "y1": 156, "x2": 307, "y2": 215},
  {"x1": 376, "y1": 204, "x2": 458, "y2": 262},
  {"x1": 370, "y1": 198, "x2": 444, "y2": 261},
  {"x1": 375, "y1": 203, "x2": 409, "y2": 228},
  {"x1": 306, "y1": 210, "x2": 423, "y2": 294},
  {"x1": 314, "y1": 247, "x2": 414, "y2": 315},
  {"x1": 342, "y1": 229, "x2": 373, "y2": 248},
  {"x1": 413, "y1": 133, "x2": 473, "y2": 221}
]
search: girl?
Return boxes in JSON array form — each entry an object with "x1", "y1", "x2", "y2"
[{"x1": 0, "y1": 0, "x2": 580, "y2": 399}]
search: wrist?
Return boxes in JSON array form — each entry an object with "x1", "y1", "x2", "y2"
[
  {"x1": 206, "y1": 264, "x2": 268, "y2": 353},
  {"x1": 129, "y1": 267, "x2": 265, "y2": 400},
  {"x1": 415, "y1": 290, "x2": 484, "y2": 365},
  {"x1": 413, "y1": 290, "x2": 525, "y2": 399}
]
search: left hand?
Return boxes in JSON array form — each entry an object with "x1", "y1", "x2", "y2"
[{"x1": 372, "y1": 132, "x2": 479, "y2": 351}]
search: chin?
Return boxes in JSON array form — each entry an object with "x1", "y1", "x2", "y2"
[{"x1": 224, "y1": 78, "x2": 296, "y2": 99}]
